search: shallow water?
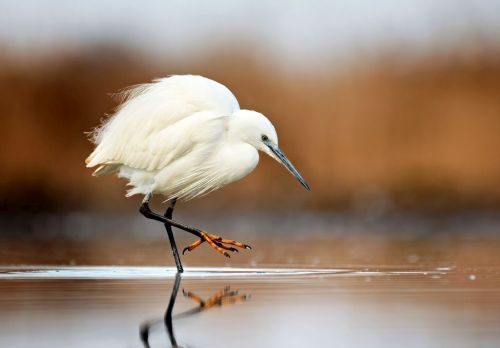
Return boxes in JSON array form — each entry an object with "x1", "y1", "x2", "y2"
[
  {"x1": 2, "y1": 214, "x2": 500, "y2": 347},
  {"x1": 1, "y1": 266, "x2": 500, "y2": 347}
]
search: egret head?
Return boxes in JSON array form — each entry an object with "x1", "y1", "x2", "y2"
[{"x1": 232, "y1": 110, "x2": 310, "y2": 191}]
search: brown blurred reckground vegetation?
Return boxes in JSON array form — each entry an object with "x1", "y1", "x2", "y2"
[{"x1": 1, "y1": 44, "x2": 500, "y2": 214}]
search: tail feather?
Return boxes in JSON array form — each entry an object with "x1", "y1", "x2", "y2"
[{"x1": 92, "y1": 162, "x2": 121, "y2": 177}]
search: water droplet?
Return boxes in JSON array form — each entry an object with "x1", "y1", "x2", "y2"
[{"x1": 436, "y1": 267, "x2": 450, "y2": 271}]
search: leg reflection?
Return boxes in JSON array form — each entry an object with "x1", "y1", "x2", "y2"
[
  {"x1": 182, "y1": 286, "x2": 250, "y2": 313},
  {"x1": 140, "y1": 272, "x2": 181, "y2": 348},
  {"x1": 165, "y1": 272, "x2": 182, "y2": 347},
  {"x1": 140, "y1": 273, "x2": 250, "y2": 348}
]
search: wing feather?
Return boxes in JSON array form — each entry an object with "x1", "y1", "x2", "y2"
[{"x1": 86, "y1": 75, "x2": 239, "y2": 172}]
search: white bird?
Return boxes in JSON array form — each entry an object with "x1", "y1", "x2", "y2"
[{"x1": 86, "y1": 75, "x2": 309, "y2": 272}]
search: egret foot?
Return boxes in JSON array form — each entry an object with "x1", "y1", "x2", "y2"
[{"x1": 182, "y1": 231, "x2": 251, "y2": 258}]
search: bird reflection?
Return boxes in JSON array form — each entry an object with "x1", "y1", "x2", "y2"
[{"x1": 140, "y1": 272, "x2": 250, "y2": 347}]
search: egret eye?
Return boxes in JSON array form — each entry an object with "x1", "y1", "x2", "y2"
[{"x1": 261, "y1": 135, "x2": 269, "y2": 141}]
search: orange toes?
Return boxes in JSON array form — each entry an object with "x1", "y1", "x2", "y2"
[{"x1": 183, "y1": 231, "x2": 251, "y2": 258}]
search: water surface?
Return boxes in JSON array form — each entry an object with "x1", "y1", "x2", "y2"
[
  {"x1": 1, "y1": 265, "x2": 499, "y2": 347},
  {"x1": 2, "y1": 214, "x2": 500, "y2": 347}
]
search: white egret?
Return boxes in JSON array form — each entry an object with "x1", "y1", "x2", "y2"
[{"x1": 86, "y1": 75, "x2": 310, "y2": 272}]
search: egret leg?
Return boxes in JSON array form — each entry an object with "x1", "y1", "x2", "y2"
[
  {"x1": 140, "y1": 195, "x2": 251, "y2": 258},
  {"x1": 140, "y1": 196, "x2": 203, "y2": 238},
  {"x1": 164, "y1": 199, "x2": 183, "y2": 273}
]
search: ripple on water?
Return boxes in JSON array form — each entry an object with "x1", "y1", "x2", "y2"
[{"x1": 0, "y1": 266, "x2": 449, "y2": 280}]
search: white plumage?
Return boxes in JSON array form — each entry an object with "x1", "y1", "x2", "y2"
[{"x1": 86, "y1": 74, "x2": 309, "y2": 202}]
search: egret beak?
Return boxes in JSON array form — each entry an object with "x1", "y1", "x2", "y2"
[{"x1": 266, "y1": 141, "x2": 311, "y2": 191}]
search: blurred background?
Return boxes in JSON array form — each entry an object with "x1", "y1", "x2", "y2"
[{"x1": 1, "y1": 0, "x2": 500, "y2": 267}]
